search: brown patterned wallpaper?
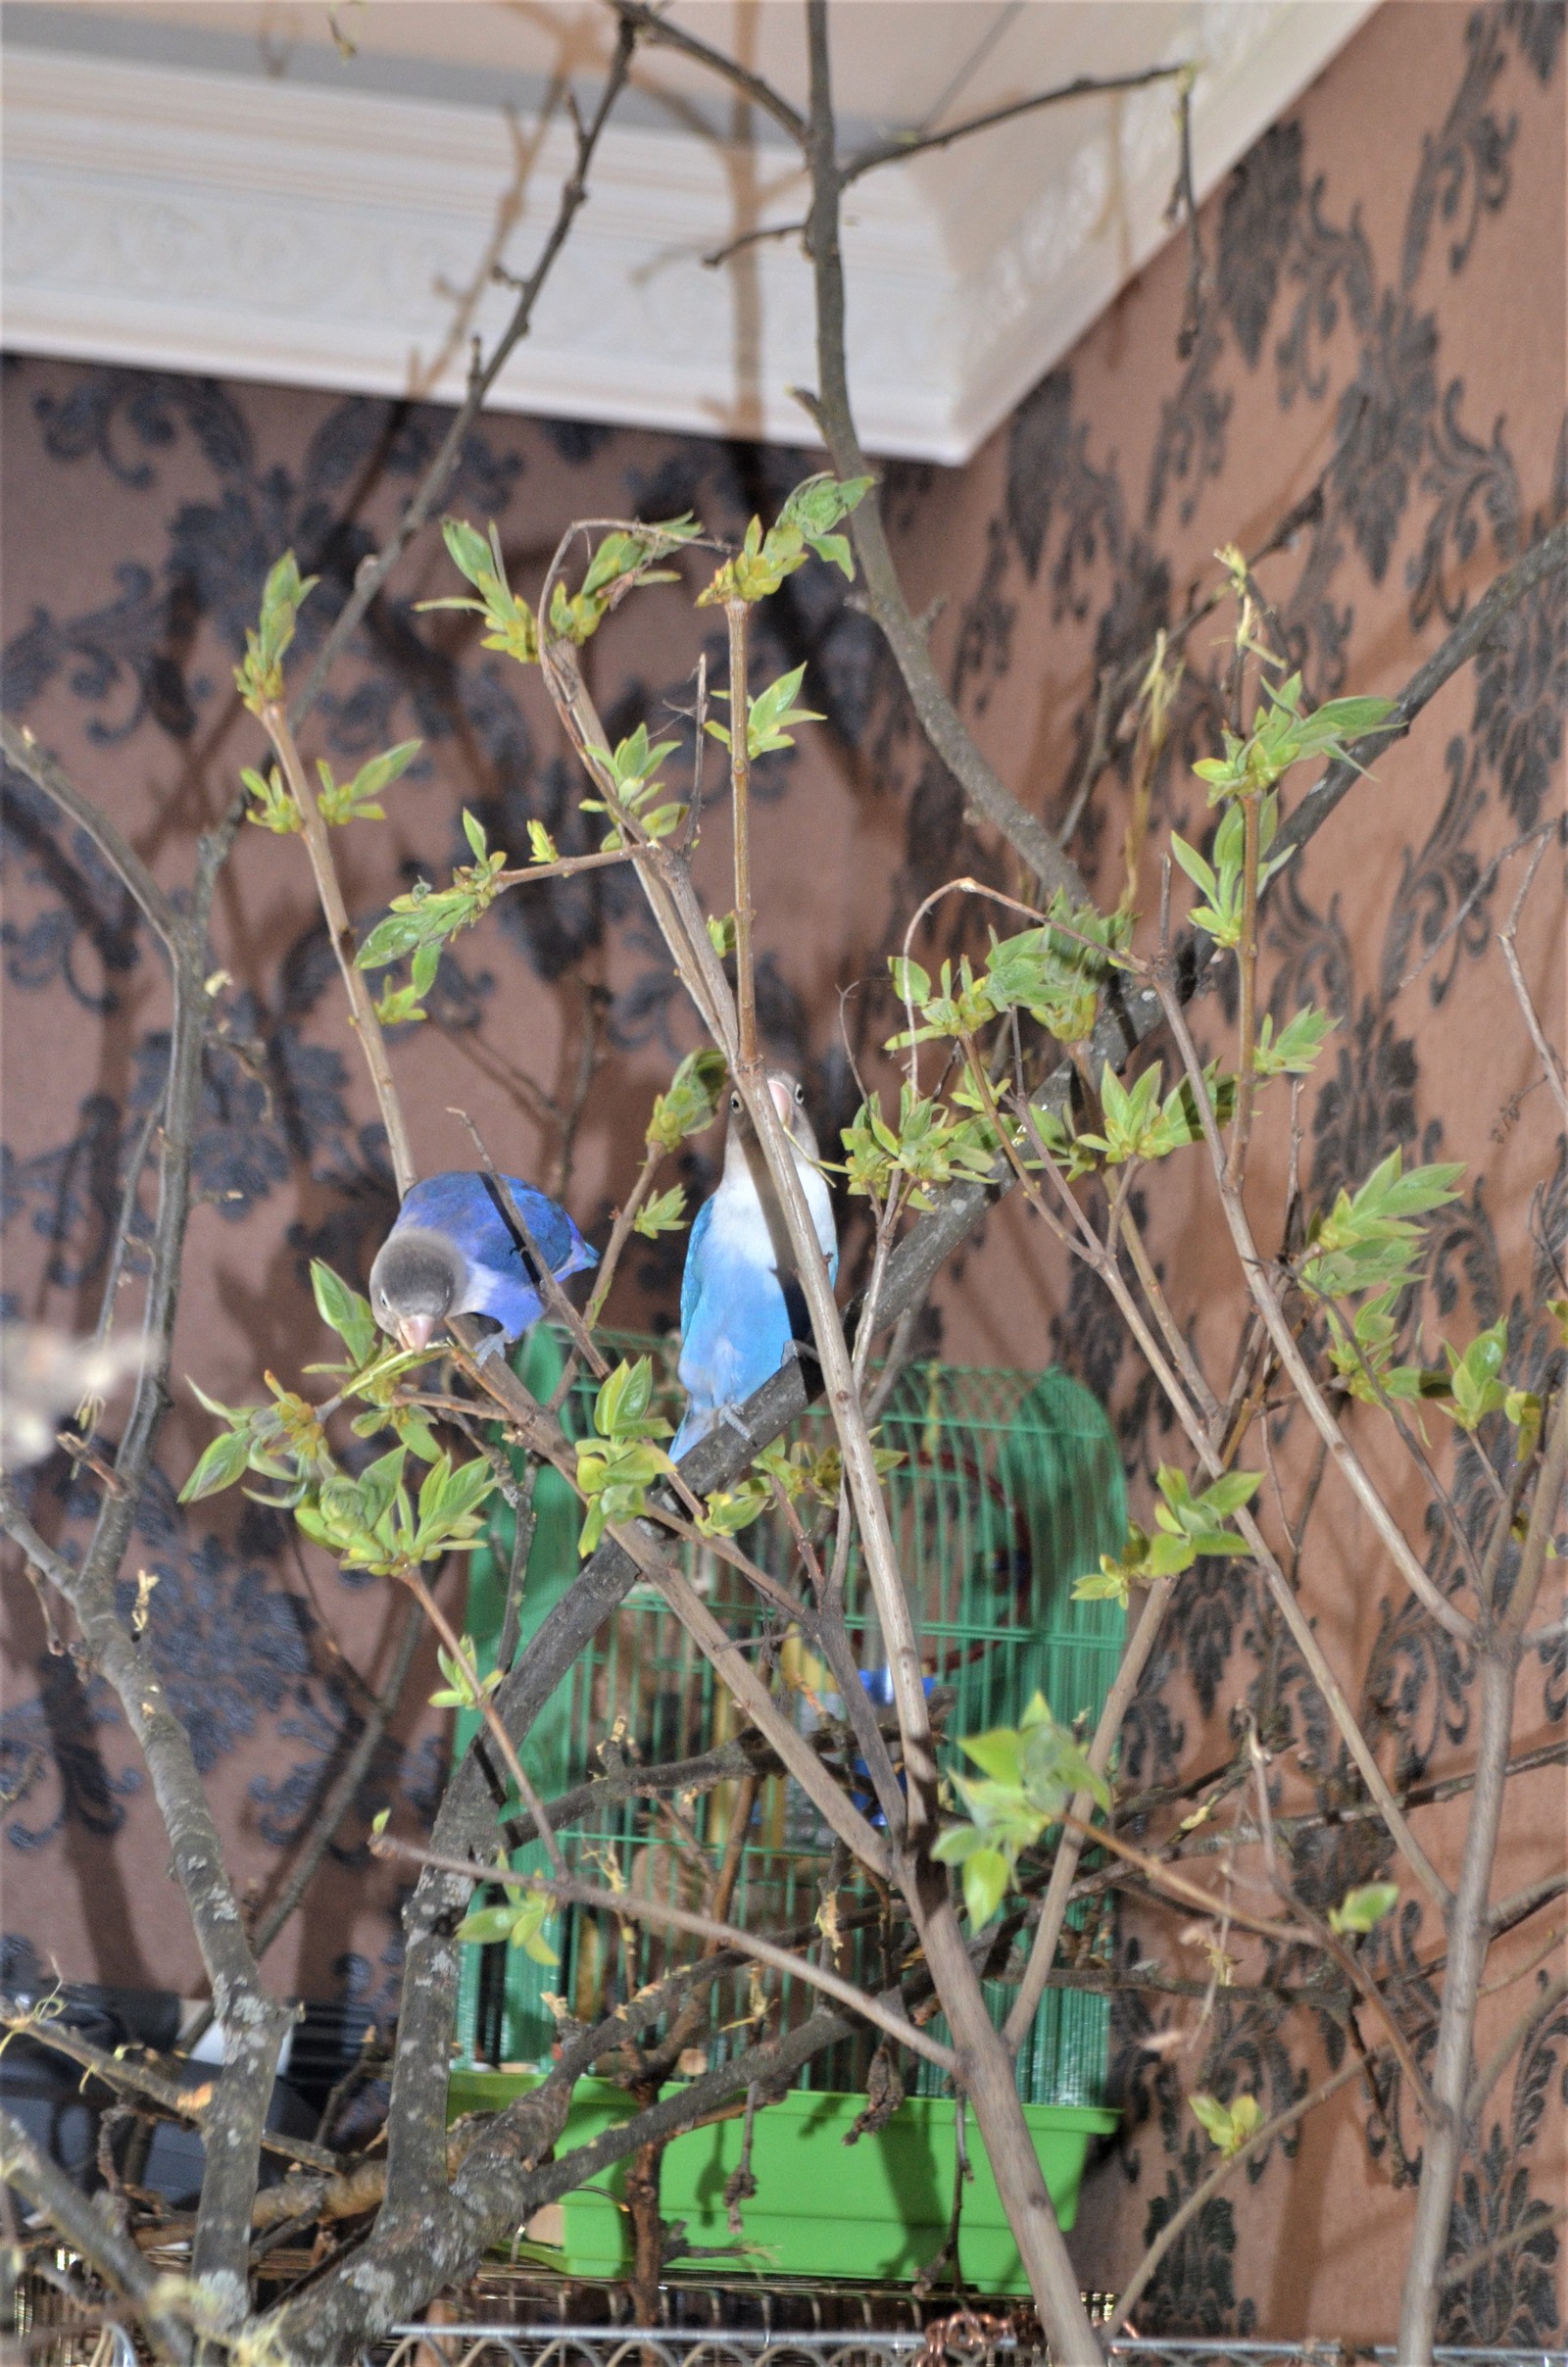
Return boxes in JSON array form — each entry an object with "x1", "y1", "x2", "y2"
[{"x1": 2, "y1": 0, "x2": 1564, "y2": 2339}]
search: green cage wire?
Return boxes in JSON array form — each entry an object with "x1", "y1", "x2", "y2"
[{"x1": 453, "y1": 1326, "x2": 1126, "y2": 2110}]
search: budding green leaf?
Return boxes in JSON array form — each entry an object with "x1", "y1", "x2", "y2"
[
  {"x1": 1190, "y1": 2092, "x2": 1262, "y2": 2158},
  {"x1": 699, "y1": 473, "x2": 871, "y2": 605},
  {"x1": 647, "y1": 1049, "x2": 728, "y2": 1151},
  {"x1": 234, "y1": 552, "x2": 318, "y2": 712},
  {"x1": 310, "y1": 1260, "x2": 379, "y2": 1367},
  {"x1": 633, "y1": 1185, "x2": 688, "y2": 1240},
  {"x1": 1327, "y1": 1882, "x2": 1398, "y2": 1938}
]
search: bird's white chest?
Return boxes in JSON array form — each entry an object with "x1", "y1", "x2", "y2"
[
  {"x1": 707, "y1": 1177, "x2": 780, "y2": 1268},
  {"x1": 709, "y1": 1157, "x2": 835, "y2": 1272}
]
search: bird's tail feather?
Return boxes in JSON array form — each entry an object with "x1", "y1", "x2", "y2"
[
  {"x1": 561, "y1": 1220, "x2": 598, "y2": 1276},
  {"x1": 669, "y1": 1405, "x2": 711, "y2": 1463}
]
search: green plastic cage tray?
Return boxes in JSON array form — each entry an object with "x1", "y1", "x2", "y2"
[{"x1": 448, "y1": 2068, "x2": 1116, "y2": 2289}]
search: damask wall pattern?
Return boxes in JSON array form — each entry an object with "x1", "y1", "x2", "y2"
[{"x1": 1, "y1": 0, "x2": 1563, "y2": 2340}]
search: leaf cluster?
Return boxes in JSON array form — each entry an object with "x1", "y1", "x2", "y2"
[
  {"x1": 1192, "y1": 673, "x2": 1397, "y2": 805},
  {"x1": 699, "y1": 473, "x2": 872, "y2": 606},
  {"x1": 547, "y1": 518, "x2": 700, "y2": 645},
  {"x1": 234, "y1": 551, "x2": 317, "y2": 713},
  {"x1": 580, "y1": 722, "x2": 687, "y2": 849},
  {"x1": 575, "y1": 1356, "x2": 673, "y2": 1557},
  {"x1": 1299, "y1": 1148, "x2": 1465, "y2": 1298},
  {"x1": 1171, "y1": 795, "x2": 1278, "y2": 946},
  {"x1": 633, "y1": 1185, "x2": 688, "y2": 1240},
  {"x1": 1072, "y1": 1059, "x2": 1239, "y2": 1170},
  {"x1": 428, "y1": 1635, "x2": 504, "y2": 1713},
  {"x1": 1073, "y1": 1464, "x2": 1259, "y2": 1609},
  {"x1": 240, "y1": 764, "x2": 302, "y2": 835},
  {"x1": 180, "y1": 1261, "x2": 442, "y2": 1513},
  {"x1": 425, "y1": 514, "x2": 700, "y2": 662},
  {"x1": 1327, "y1": 1881, "x2": 1398, "y2": 1938},
  {"x1": 840, "y1": 1083, "x2": 999, "y2": 1212},
  {"x1": 889, "y1": 897, "x2": 1131, "y2": 1056},
  {"x1": 356, "y1": 810, "x2": 507, "y2": 974},
  {"x1": 931, "y1": 1693, "x2": 1111, "y2": 1931},
  {"x1": 456, "y1": 1884, "x2": 560, "y2": 1965},
  {"x1": 315, "y1": 738, "x2": 421, "y2": 826},
  {"x1": 295, "y1": 1445, "x2": 496, "y2": 1576},
  {"x1": 1433, "y1": 1318, "x2": 1541, "y2": 1456},
  {"x1": 646, "y1": 1049, "x2": 728, "y2": 1154},
  {"x1": 1189, "y1": 2091, "x2": 1262, "y2": 2158},
  {"x1": 695, "y1": 1434, "x2": 897, "y2": 1539},
  {"x1": 1295, "y1": 1150, "x2": 1464, "y2": 1405},
  {"x1": 706, "y1": 664, "x2": 824, "y2": 760}
]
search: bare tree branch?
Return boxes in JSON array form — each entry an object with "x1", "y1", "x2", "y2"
[
  {"x1": 842, "y1": 61, "x2": 1187, "y2": 187},
  {"x1": 290, "y1": 19, "x2": 639, "y2": 727},
  {"x1": 0, "y1": 2107, "x2": 192, "y2": 2361},
  {"x1": 796, "y1": 7, "x2": 1089, "y2": 912},
  {"x1": 0, "y1": 716, "x2": 181, "y2": 957}
]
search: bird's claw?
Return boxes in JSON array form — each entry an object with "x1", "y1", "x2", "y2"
[
  {"x1": 719, "y1": 1404, "x2": 754, "y2": 1446},
  {"x1": 471, "y1": 1330, "x2": 508, "y2": 1369}
]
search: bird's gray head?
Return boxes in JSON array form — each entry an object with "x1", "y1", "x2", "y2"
[
  {"x1": 369, "y1": 1228, "x2": 466, "y2": 1353},
  {"x1": 723, "y1": 1069, "x2": 821, "y2": 1190}
]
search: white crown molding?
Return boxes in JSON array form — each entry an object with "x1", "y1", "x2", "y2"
[{"x1": 2, "y1": 4, "x2": 1377, "y2": 464}]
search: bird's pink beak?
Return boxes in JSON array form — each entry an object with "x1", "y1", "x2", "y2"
[
  {"x1": 396, "y1": 1314, "x2": 439, "y2": 1354},
  {"x1": 767, "y1": 1076, "x2": 793, "y2": 1127}
]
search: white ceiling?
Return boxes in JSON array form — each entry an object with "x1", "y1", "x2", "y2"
[{"x1": 2, "y1": 1, "x2": 1378, "y2": 461}]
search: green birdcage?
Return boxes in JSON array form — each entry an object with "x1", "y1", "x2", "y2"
[{"x1": 452, "y1": 1325, "x2": 1127, "y2": 2123}]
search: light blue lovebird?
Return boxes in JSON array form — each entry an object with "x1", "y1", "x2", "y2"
[
  {"x1": 368, "y1": 1172, "x2": 596, "y2": 1356},
  {"x1": 670, "y1": 1070, "x2": 838, "y2": 1462}
]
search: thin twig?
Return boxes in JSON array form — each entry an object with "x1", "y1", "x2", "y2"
[
  {"x1": 1270, "y1": 522, "x2": 1568, "y2": 874},
  {"x1": 842, "y1": 61, "x2": 1189, "y2": 186},
  {"x1": 181, "y1": 1592, "x2": 423, "y2": 2056},
  {"x1": 261, "y1": 699, "x2": 416, "y2": 1198},
  {"x1": 1439, "y1": 2201, "x2": 1568, "y2": 2292},
  {"x1": 1166, "y1": 68, "x2": 1206, "y2": 359},
  {"x1": 727, "y1": 597, "x2": 759, "y2": 1070},
  {"x1": 291, "y1": 20, "x2": 639, "y2": 725},
  {"x1": 1394, "y1": 817, "x2": 1559, "y2": 995},
  {"x1": 0, "y1": 1998, "x2": 340, "y2": 2176},
  {"x1": 1008, "y1": 1090, "x2": 1450, "y2": 1914},
  {"x1": 1155, "y1": 971, "x2": 1477, "y2": 1650},
  {"x1": 796, "y1": 17, "x2": 1088, "y2": 911},
  {"x1": 1107, "y1": 2052, "x2": 1366, "y2": 2335},
  {"x1": 400, "y1": 1563, "x2": 566, "y2": 1881},
  {"x1": 1497, "y1": 833, "x2": 1568, "y2": 1124},
  {"x1": 703, "y1": 218, "x2": 806, "y2": 270},
  {"x1": 609, "y1": 0, "x2": 806, "y2": 141},
  {"x1": 0, "y1": 717, "x2": 181, "y2": 957},
  {"x1": 1465, "y1": 1969, "x2": 1568, "y2": 2122},
  {"x1": 1224, "y1": 789, "x2": 1262, "y2": 1190},
  {"x1": 0, "y1": 2108, "x2": 193, "y2": 2361}
]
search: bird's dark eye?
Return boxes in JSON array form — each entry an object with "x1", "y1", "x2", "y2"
[
  {"x1": 794, "y1": 1082, "x2": 806, "y2": 1105},
  {"x1": 730, "y1": 1092, "x2": 741, "y2": 1111}
]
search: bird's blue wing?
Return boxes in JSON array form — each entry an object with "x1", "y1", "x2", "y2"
[
  {"x1": 680, "y1": 1196, "x2": 715, "y2": 1340},
  {"x1": 398, "y1": 1173, "x2": 595, "y2": 1340},
  {"x1": 399, "y1": 1174, "x2": 590, "y2": 1278},
  {"x1": 396, "y1": 1173, "x2": 485, "y2": 1243},
  {"x1": 678, "y1": 1237, "x2": 792, "y2": 1426}
]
